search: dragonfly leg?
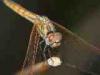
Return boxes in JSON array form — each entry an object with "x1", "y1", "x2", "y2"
[
  {"x1": 43, "y1": 45, "x2": 48, "y2": 61},
  {"x1": 39, "y1": 39, "x2": 45, "y2": 52},
  {"x1": 47, "y1": 48, "x2": 52, "y2": 58},
  {"x1": 39, "y1": 40, "x2": 45, "y2": 45},
  {"x1": 38, "y1": 40, "x2": 44, "y2": 52}
]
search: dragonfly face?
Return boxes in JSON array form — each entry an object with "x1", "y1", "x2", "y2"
[{"x1": 46, "y1": 32, "x2": 62, "y2": 48}]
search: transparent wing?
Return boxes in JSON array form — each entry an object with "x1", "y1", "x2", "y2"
[
  {"x1": 22, "y1": 25, "x2": 40, "y2": 68},
  {"x1": 45, "y1": 21, "x2": 100, "y2": 75}
]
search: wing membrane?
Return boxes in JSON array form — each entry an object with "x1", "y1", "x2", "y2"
[
  {"x1": 45, "y1": 21, "x2": 100, "y2": 75},
  {"x1": 22, "y1": 20, "x2": 100, "y2": 75},
  {"x1": 22, "y1": 25, "x2": 40, "y2": 68}
]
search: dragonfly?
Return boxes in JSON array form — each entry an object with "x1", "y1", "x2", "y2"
[{"x1": 3, "y1": 0, "x2": 100, "y2": 75}]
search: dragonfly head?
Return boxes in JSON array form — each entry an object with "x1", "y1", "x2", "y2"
[
  {"x1": 39, "y1": 16, "x2": 62, "y2": 47},
  {"x1": 46, "y1": 32, "x2": 62, "y2": 48}
]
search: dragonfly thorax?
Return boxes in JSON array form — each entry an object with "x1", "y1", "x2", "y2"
[{"x1": 45, "y1": 32, "x2": 62, "y2": 48}]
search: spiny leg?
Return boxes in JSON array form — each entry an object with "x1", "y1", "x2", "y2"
[
  {"x1": 43, "y1": 45, "x2": 48, "y2": 61},
  {"x1": 47, "y1": 48, "x2": 55, "y2": 63},
  {"x1": 36, "y1": 39, "x2": 45, "y2": 62}
]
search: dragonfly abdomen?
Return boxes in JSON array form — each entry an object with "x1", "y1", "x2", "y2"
[{"x1": 3, "y1": 0, "x2": 39, "y2": 23}]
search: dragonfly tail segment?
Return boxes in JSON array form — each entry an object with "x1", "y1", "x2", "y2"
[{"x1": 3, "y1": 0, "x2": 38, "y2": 23}]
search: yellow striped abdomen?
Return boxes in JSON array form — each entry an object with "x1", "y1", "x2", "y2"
[{"x1": 3, "y1": 0, "x2": 39, "y2": 23}]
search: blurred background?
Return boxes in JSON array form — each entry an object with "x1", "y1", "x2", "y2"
[{"x1": 0, "y1": 0, "x2": 100, "y2": 75}]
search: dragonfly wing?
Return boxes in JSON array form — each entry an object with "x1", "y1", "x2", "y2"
[
  {"x1": 22, "y1": 25, "x2": 40, "y2": 68},
  {"x1": 48, "y1": 21, "x2": 100, "y2": 74}
]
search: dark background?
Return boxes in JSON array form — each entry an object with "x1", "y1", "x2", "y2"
[{"x1": 0, "y1": 0, "x2": 100, "y2": 75}]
